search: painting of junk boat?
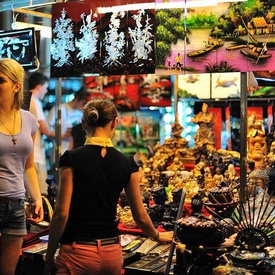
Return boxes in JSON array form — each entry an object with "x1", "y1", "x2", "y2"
[{"x1": 155, "y1": 0, "x2": 275, "y2": 75}]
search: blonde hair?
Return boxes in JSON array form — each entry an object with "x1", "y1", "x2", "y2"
[{"x1": 0, "y1": 58, "x2": 25, "y2": 109}]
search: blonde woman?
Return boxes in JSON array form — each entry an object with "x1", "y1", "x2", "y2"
[{"x1": 0, "y1": 58, "x2": 43, "y2": 274}]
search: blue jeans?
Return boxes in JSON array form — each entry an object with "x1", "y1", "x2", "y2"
[{"x1": 0, "y1": 198, "x2": 26, "y2": 235}]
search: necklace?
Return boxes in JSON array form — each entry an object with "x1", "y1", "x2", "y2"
[{"x1": 0, "y1": 113, "x2": 17, "y2": 145}]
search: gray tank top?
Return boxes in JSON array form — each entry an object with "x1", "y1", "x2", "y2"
[{"x1": 0, "y1": 109, "x2": 39, "y2": 198}]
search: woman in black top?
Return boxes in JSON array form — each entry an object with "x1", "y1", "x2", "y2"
[{"x1": 44, "y1": 98, "x2": 173, "y2": 275}]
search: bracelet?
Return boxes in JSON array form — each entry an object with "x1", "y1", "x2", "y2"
[{"x1": 150, "y1": 231, "x2": 159, "y2": 242}]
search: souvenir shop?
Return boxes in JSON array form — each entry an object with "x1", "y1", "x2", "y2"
[{"x1": 1, "y1": 0, "x2": 275, "y2": 274}]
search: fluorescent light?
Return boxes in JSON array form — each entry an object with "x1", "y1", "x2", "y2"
[
  {"x1": 98, "y1": 3, "x2": 155, "y2": 13},
  {"x1": 98, "y1": 0, "x2": 220, "y2": 13},
  {"x1": 156, "y1": 1, "x2": 217, "y2": 9},
  {"x1": 217, "y1": 0, "x2": 246, "y2": 2},
  {"x1": 13, "y1": 8, "x2": 52, "y2": 19},
  {"x1": 19, "y1": 2, "x2": 56, "y2": 9}
]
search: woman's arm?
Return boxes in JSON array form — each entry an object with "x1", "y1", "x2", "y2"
[
  {"x1": 44, "y1": 167, "x2": 73, "y2": 272},
  {"x1": 125, "y1": 172, "x2": 173, "y2": 242},
  {"x1": 39, "y1": 119, "x2": 55, "y2": 138},
  {"x1": 24, "y1": 135, "x2": 43, "y2": 223}
]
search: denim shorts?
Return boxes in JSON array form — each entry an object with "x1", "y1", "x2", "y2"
[{"x1": 0, "y1": 198, "x2": 27, "y2": 236}]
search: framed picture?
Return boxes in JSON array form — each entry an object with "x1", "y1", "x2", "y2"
[
  {"x1": 114, "y1": 111, "x2": 137, "y2": 154},
  {"x1": 211, "y1": 72, "x2": 241, "y2": 99},
  {"x1": 140, "y1": 74, "x2": 172, "y2": 107},
  {"x1": 178, "y1": 73, "x2": 211, "y2": 99}
]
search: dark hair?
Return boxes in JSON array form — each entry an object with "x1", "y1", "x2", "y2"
[
  {"x1": 74, "y1": 87, "x2": 89, "y2": 101},
  {"x1": 28, "y1": 72, "x2": 49, "y2": 90},
  {"x1": 82, "y1": 99, "x2": 118, "y2": 130}
]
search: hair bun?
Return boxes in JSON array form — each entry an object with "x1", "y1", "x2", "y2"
[{"x1": 90, "y1": 109, "x2": 99, "y2": 121}]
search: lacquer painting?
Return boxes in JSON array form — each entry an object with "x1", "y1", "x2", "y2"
[
  {"x1": 114, "y1": 111, "x2": 137, "y2": 154},
  {"x1": 177, "y1": 73, "x2": 211, "y2": 99},
  {"x1": 85, "y1": 75, "x2": 140, "y2": 111},
  {"x1": 51, "y1": 2, "x2": 95, "y2": 77},
  {"x1": 51, "y1": 0, "x2": 155, "y2": 77},
  {"x1": 139, "y1": 74, "x2": 172, "y2": 107},
  {"x1": 155, "y1": 0, "x2": 275, "y2": 75},
  {"x1": 137, "y1": 109, "x2": 160, "y2": 145},
  {"x1": 211, "y1": 72, "x2": 241, "y2": 99}
]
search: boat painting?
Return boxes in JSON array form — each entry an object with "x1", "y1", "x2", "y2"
[
  {"x1": 187, "y1": 41, "x2": 224, "y2": 58},
  {"x1": 155, "y1": 1, "x2": 275, "y2": 75},
  {"x1": 240, "y1": 49, "x2": 271, "y2": 60},
  {"x1": 226, "y1": 45, "x2": 247, "y2": 50}
]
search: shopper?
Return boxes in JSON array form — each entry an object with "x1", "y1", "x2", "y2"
[
  {"x1": 0, "y1": 58, "x2": 43, "y2": 275},
  {"x1": 28, "y1": 72, "x2": 53, "y2": 194},
  {"x1": 69, "y1": 122, "x2": 86, "y2": 149},
  {"x1": 47, "y1": 88, "x2": 88, "y2": 154},
  {"x1": 44, "y1": 98, "x2": 173, "y2": 275}
]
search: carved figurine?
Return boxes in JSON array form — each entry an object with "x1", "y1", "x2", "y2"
[
  {"x1": 267, "y1": 140, "x2": 275, "y2": 163},
  {"x1": 192, "y1": 102, "x2": 214, "y2": 125},
  {"x1": 247, "y1": 136, "x2": 267, "y2": 169},
  {"x1": 192, "y1": 103, "x2": 216, "y2": 153},
  {"x1": 171, "y1": 113, "x2": 184, "y2": 138}
]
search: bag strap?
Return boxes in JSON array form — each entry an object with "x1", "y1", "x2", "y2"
[{"x1": 42, "y1": 196, "x2": 54, "y2": 223}]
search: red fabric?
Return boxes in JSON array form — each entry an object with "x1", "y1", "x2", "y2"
[
  {"x1": 118, "y1": 223, "x2": 166, "y2": 235},
  {"x1": 118, "y1": 203, "x2": 211, "y2": 235},
  {"x1": 22, "y1": 227, "x2": 49, "y2": 248},
  {"x1": 209, "y1": 107, "x2": 222, "y2": 150},
  {"x1": 184, "y1": 203, "x2": 210, "y2": 217}
]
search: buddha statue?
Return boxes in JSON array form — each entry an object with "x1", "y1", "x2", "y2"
[
  {"x1": 247, "y1": 136, "x2": 267, "y2": 169},
  {"x1": 192, "y1": 103, "x2": 216, "y2": 153}
]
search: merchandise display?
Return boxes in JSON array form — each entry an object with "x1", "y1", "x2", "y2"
[
  {"x1": 176, "y1": 216, "x2": 226, "y2": 247},
  {"x1": 120, "y1": 111, "x2": 275, "y2": 274},
  {"x1": 14, "y1": 94, "x2": 275, "y2": 274},
  {"x1": 207, "y1": 186, "x2": 234, "y2": 204}
]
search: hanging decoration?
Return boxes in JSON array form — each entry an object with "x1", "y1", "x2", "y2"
[
  {"x1": 211, "y1": 72, "x2": 241, "y2": 98},
  {"x1": 85, "y1": 75, "x2": 141, "y2": 111},
  {"x1": 50, "y1": 1, "x2": 155, "y2": 77},
  {"x1": 178, "y1": 73, "x2": 211, "y2": 99},
  {"x1": 155, "y1": 0, "x2": 275, "y2": 75},
  {"x1": 139, "y1": 74, "x2": 172, "y2": 107},
  {"x1": 137, "y1": 109, "x2": 161, "y2": 145}
]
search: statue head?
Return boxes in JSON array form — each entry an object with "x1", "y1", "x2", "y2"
[{"x1": 202, "y1": 103, "x2": 208, "y2": 113}]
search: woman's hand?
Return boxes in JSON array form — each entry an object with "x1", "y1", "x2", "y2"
[
  {"x1": 158, "y1": 231, "x2": 174, "y2": 243},
  {"x1": 27, "y1": 200, "x2": 44, "y2": 223}
]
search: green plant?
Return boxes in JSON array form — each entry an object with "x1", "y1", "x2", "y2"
[
  {"x1": 204, "y1": 61, "x2": 238, "y2": 72},
  {"x1": 178, "y1": 88, "x2": 198, "y2": 99}
]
